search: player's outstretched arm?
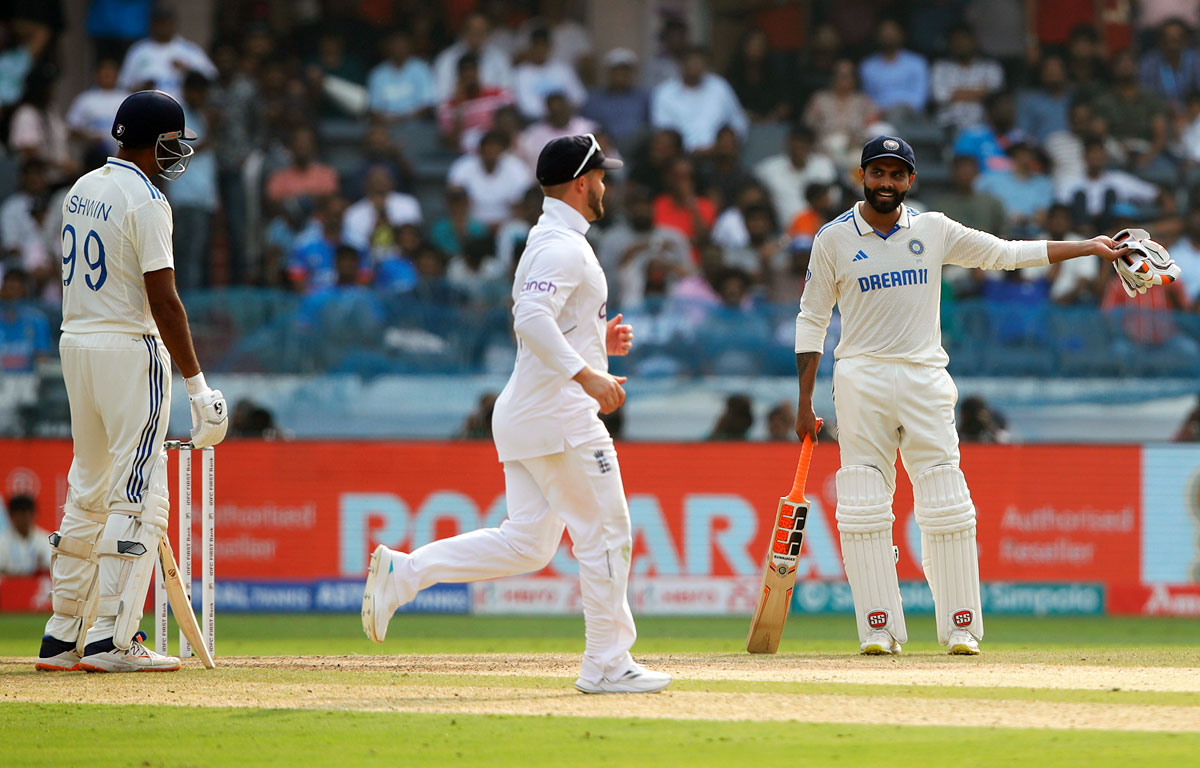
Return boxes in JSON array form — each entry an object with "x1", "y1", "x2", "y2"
[
  {"x1": 145, "y1": 268, "x2": 228, "y2": 448},
  {"x1": 1047, "y1": 236, "x2": 1118, "y2": 264}
]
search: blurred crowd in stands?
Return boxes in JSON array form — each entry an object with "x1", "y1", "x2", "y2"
[{"x1": 5, "y1": 0, "x2": 1200, "y2": 385}]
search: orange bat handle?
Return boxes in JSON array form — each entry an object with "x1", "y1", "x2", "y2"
[{"x1": 786, "y1": 418, "x2": 821, "y2": 503}]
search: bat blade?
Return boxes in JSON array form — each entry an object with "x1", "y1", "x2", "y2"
[
  {"x1": 746, "y1": 433, "x2": 816, "y2": 655},
  {"x1": 158, "y1": 537, "x2": 216, "y2": 669}
]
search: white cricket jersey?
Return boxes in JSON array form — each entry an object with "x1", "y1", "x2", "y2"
[
  {"x1": 59, "y1": 158, "x2": 174, "y2": 336},
  {"x1": 492, "y1": 197, "x2": 610, "y2": 462},
  {"x1": 795, "y1": 202, "x2": 1048, "y2": 367}
]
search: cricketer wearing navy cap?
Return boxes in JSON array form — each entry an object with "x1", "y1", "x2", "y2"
[
  {"x1": 536, "y1": 133, "x2": 624, "y2": 187},
  {"x1": 860, "y1": 135, "x2": 917, "y2": 173}
]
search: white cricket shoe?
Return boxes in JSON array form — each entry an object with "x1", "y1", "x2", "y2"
[
  {"x1": 860, "y1": 629, "x2": 902, "y2": 655},
  {"x1": 35, "y1": 649, "x2": 81, "y2": 672},
  {"x1": 947, "y1": 628, "x2": 981, "y2": 655},
  {"x1": 362, "y1": 544, "x2": 413, "y2": 643},
  {"x1": 574, "y1": 663, "x2": 672, "y2": 694},
  {"x1": 78, "y1": 638, "x2": 180, "y2": 673}
]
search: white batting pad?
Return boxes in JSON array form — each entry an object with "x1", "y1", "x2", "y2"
[
  {"x1": 836, "y1": 465, "x2": 907, "y2": 644},
  {"x1": 44, "y1": 502, "x2": 107, "y2": 646},
  {"x1": 913, "y1": 464, "x2": 983, "y2": 644}
]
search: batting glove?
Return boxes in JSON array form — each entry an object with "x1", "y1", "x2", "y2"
[
  {"x1": 185, "y1": 373, "x2": 229, "y2": 449},
  {"x1": 1112, "y1": 228, "x2": 1181, "y2": 297}
]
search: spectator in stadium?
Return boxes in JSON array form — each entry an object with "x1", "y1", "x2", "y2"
[
  {"x1": 1044, "y1": 100, "x2": 1100, "y2": 187},
  {"x1": 438, "y1": 52, "x2": 516, "y2": 152},
  {"x1": 1, "y1": 159, "x2": 62, "y2": 291},
  {"x1": 962, "y1": 0, "x2": 1026, "y2": 72},
  {"x1": 645, "y1": 16, "x2": 690, "y2": 88},
  {"x1": 653, "y1": 156, "x2": 716, "y2": 261},
  {"x1": 754, "y1": 123, "x2": 838, "y2": 228},
  {"x1": 1102, "y1": 263, "x2": 1195, "y2": 358},
  {"x1": 367, "y1": 28, "x2": 437, "y2": 122},
  {"x1": 116, "y1": 6, "x2": 216, "y2": 98},
  {"x1": 792, "y1": 23, "x2": 842, "y2": 110},
  {"x1": 256, "y1": 59, "x2": 315, "y2": 152},
  {"x1": 582, "y1": 48, "x2": 650, "y2": 149},
  {"x1": 65, "y1": 56, "x2": 127, "y2": 171},
  {"x1": 1139, "y1": 18, "x2": 1200, "y2": 116},
  {"x1": 0, "y1": 269, "x2": 51, "y2": 373},
  {"x1": 597, "y1": 184, "x2": 691, "y2": 307},
  {"x1": 295, "y1": 245, "x2": 384, "y2": 337},
  {"x1": 209, "y1": 42, "x2": 261, "y2": 282},
  {"x1": 0, "y1": 19, "x2": 49, "y2": 117},
  {"x1": 8, "y1": 66, "x2": 76, "y2": 186},
  {"x1": 1057, "y1": 138, "x2": 1160, "y2": 228},
  {"x1": 711, "y1": 181, "x2": 772, "y2": 250},
  {"x1": 976, "y1": 142, "x2": 1055, "y2": 239},
  {"x1": 803, "y1": 58, "x2": 882, "y2": 174},
  {"x1": 341, "y1": 165, "x2": 422, "y2": 255},
  {"x1": 697, "y1": 126, "x2": 754, "y2": 214},
  {"x1": 708, "y1": 393, "x2": 754, "y2": 441},
  {"x1": 350, "y1": 120, "x2": 416, "y2": 199},
  {"x1": 725, "y1": 27, "x2": 790, "y2": 123},
  {"x1": 1016, "y1": 54, "x2": 1072, "y2": 144},
  {"x1": 517, "y1": 0, "x2": 594, "y2": 68},
  {"x1": 933, "y1": 155, "x2": 1008, "y2": 298},
  {"x1": 1165, "y1": 207, "x2": 1200, "y2": 308},
  {"x1": 446, "y1": 235, "x2": 507, "y2": 303},
  {"x1": 0, "y1": 495, "x2": 50, "y2": 575},
  {"x1": 458, "y1": 392, "x2": 498, "y2": 439},
  {"x1": 495, "y1": 185, "x2": 543, "y2": 269},
  {"x1": 265, "y1": 126, "x2": 339, "y2": 207},
  {"x1": 447, "y1": 129, "x2": 533, "y2": 229},
  {"x1": 433, "y1": 11, "x2": 513, "y2": 101},
  {"x1": 512, "y1": 26, "x2": 586, "y2": 121},
  {"x1": 230, "y1": 399, "x2": 283, "y2": 439},
  {"x1": 628, "y1": 128, "x2": 683, "y2": 196},
  {"x1": 287, "y1": 195, "x2": 348, "y2": 291},
  {"x1": 431, "y1": 186, "x2": 489, "y2": 258},
  {"x1": 766, "y1": 401, "x2": 796, "y2": 442},
  {"x1": 858, "y1": 19, "x2": 929, "y2": 118},
  {"x1": 958, "y1": 396, "x2": 1009, "y2": 443},
  {"x1": 168, "y1": 71, "x2": 219, "y2": 291},
  {"x1": 721, "y1": 203, "x2": 783, "y2": 280},
  {"x1": 1041, "y1": 203, "x2": 1102, "y2": 305},
  {"x1": 516, "y1": 91, "x2": 600, "y2": 171},
  {"x1": 1063, "y1": 24, "x2": 1111, "y2": 106},
  {"x1": 787, "y1": 182, "x2": 839, "y2": 243},
  {"x1": 952, "y1": 91, "x2": 1022, "y2": 174},
  {"x1": 931, "y1": 25, "x2": 1005, "y2": 132},
  {"x1": 650, "y1": 46, "x2": 747, "y2": 154},
  {"x1": 1092, "y1": 50, "x2": 1172, "y2": 181},
  {"x1": 307, "y1": 29, "x2": 367, "y2": 88}
]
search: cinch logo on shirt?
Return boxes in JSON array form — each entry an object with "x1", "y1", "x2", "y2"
[
  {"x1": 521, "y1": 279, "x2": 557, "y2": 294},
  {"x1": 857, "y1": 268, "x2": 929, "y2": 293}
]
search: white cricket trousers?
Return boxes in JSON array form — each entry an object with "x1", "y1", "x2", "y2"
[
  {"x1": 833, "y1": 357, "x2": 961, "y2": 490},
  {"x1": 400, "y1": 436, "x2": 636, "y2": 684}
]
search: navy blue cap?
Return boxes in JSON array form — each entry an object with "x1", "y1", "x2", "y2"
[
  {"x1": 860, "y1": 135, "x2": 916, "y2": 173},
  {"x1": 536, "y1": 133, "x2": 623, "y2": 187}
]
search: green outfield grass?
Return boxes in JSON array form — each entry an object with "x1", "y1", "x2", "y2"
[
  {"x1": 3, "y1": 612, "x2": 1200, "y2": 659},
  {"x1": 3, "y1": 613, "x2": 1200, "y2": 767}
]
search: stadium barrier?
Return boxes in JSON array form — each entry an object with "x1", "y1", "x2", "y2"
[{"x1": 1, "y1": 440, "x2": 1197, "y2": 617}]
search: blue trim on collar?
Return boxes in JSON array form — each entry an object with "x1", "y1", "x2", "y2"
[
  {"x1": 106, "y1": 158, "x2": 163, "y2": 200},
  {"x1": 874, "y1": 224, "x2": 901, "y2": 240}
]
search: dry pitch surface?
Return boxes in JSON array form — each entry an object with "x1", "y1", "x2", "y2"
[{"x1": 4, "y1": 653, "x2": 1199, "y2": 732}]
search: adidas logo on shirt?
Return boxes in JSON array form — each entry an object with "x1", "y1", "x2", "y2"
[{"x1": 852, "y1": 250, "x2": 869, "y2": 262}]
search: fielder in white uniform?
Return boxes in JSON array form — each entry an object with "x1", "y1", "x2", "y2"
[
  {"x1": 364, "y1": 134, "x2": 671, "y2": 694},
  {"x1": 794, "y1": 136, "x2": 1118, "y2": 655},
  {"x1": 36, "y1": 90, "x2": 228, "y2": 673}
]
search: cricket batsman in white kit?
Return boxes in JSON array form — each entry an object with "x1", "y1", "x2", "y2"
[
  {"x1": 794, "y1": 136, "x2": 1120, "y2": 655},
  {"x1": 36, "y1": 90, "x2": 228, "y2": 673},
  {"x1": 364, "y1": 134, "x2": 671, "y2": 694}
]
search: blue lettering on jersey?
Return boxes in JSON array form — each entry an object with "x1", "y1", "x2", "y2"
[
  {"x1": 857, "y1": 268, "x2": 927, "y2": 293},
  {"x1": 67, "y1": 194, "x2": 112, "y2": 222}
]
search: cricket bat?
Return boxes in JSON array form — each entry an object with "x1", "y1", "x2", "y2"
[
  {"x1": 746, "y1": 429, "x2": 817, "y2": 654},
  {"x1": 157, "y1": 536, "x2": 216, "y2": 669}
]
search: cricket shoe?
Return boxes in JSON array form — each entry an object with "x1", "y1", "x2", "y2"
[
  {"x1": 78, "y1": 634, "x2": 180, "y2": 672},
  {"x1": 947, "y1": 629, "x2": 980, "y2": 655},
  {"x1": 574, "y1": 663, "x2": 672, "y2": 694},
  {"x1": 362, "y1": 545, "x2": 415, "y2": 643},
  {"x1": 35, "y1": 635, "x2": 81, "y2": 671},
  {"x1": 860, "y1": 629, "x2": 902, "y2": 655}
]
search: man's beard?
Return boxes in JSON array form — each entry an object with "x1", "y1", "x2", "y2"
[
  {"x1": 587, "y1": 186, "x2": 605, "y2": 220},
  {"x1": 864, "y1": 184, "x2": 906, "y2": 214}
]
